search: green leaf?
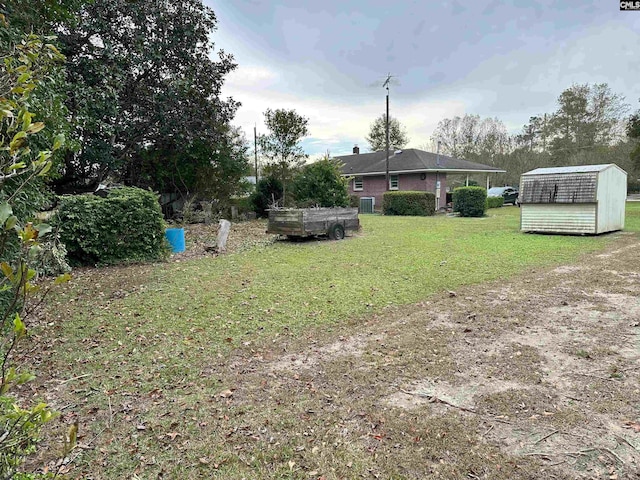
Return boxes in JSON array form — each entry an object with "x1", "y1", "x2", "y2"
[
  {"x1": 11, "y1": 131, "x2": 27, "y2": 142},
  {"x1": 53, "y1": 133, "x2": 65, "y2": 151},
  {"x1": 5, "y1": 216, "x2": 18, "y2": 231},
  {"x1": 0, "y1": 202, "x2": 12, "y2": 226},
  {"x1": 8, "y1": 162, "x2": 26, "y2": 171},
  {"x1": 54, "y1": 273, "x2": 72, "y2": 285},
  {"x1": 17, "y1": 72, "x2": 31, "y2": 84},
  {"x1": 21, "y1": 110, "x2": 32, "y2": 130},
  {"x1": 13, "y1": 313, "x2": 25, "y2": 339},
  {"x1": 0, "y1": 262, "x2": 13, "y2": 281},
  {"x1": 35, "y1": 223, "x2": 51, "y2": 237},
  {"x1": 25, "y1": 121, "x2": 45, "y2": 134},
  {"x1": 36, "y1": 160, "x2": 52, "y2": 177}
]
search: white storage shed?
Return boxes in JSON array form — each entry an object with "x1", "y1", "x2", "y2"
[{"x1": 519, "y1": 164, "x2": 627, "y2": 234}]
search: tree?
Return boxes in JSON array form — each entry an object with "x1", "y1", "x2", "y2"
[
  {"x1": 431, "y1": 114, "x2": 509, "y2": 163},
  {"x1": 292, "y1": 156, "x2": 349, "y2": 208},
  {"x1": 628, "y1": 108, "x2": 640, "y2": 171},
  {"x1": 54, "y1": 0, "x2": 239, "y2": 192},
  {"x1": 366, "y1": 114, "x2": 409, "y2": 151},
  {"x1": 548, "y1": 83, "x2": 628, "y2": 158},
  {"x1": 0, "y1": 29, "x2": 73, "y2": 477},
  {"x1": 258, "y1": 108, "x2": 309, "y2": 205},
  {"x1": 125, "y1": 125, "x2": 251, "y2": 212}
]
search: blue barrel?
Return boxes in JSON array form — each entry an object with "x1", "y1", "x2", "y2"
[{"x1": 165, "y1": 227, "x2": 185, "y2": 253}]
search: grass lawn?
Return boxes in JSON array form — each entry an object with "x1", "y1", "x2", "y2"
[{"x1": 35, "y1": 203, "x2": 640, "y2": 478}]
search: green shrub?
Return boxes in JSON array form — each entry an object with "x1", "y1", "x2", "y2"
[
  {"x1": 250, "y1": 175, "x2": 283, "y2": 218},
  {"x1": 291, "y1": 158, "x2": 349, "y2": 208},
  {"x1": 453, "y1": 186, "x2": 487, "y2": 217},
  {"x1": 382, "y1": 191, "x2": 435, "y2": 216},
  {"x1": 349, "y1": 194, "x2": 360, "y2": 208},
  {"x1": 487, "y1": 196, "x2": 504, "y2": 209},
  {"x1": 57, "y1": 187, "x2": 168, "y2": 265}
]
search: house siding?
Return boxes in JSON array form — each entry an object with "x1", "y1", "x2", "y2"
[{"x1": 350, "y1": 172, "x2": 447, "y2": 210}]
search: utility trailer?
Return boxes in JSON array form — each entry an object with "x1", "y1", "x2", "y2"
[{"x1": 267, "y1": 207, "x2": 359, "y2": 240}]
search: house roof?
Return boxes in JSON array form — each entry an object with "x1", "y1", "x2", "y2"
[
  {"x1": 522, "y1": 164, "x2": 622, "y2": 176},
  {"x1": 335, "y1": 149, "x2": 505, "y2": 176}
]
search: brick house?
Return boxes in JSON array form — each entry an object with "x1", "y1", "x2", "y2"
[{"x1": 335, "y1": 147, "x2": 505, "y2": 211}]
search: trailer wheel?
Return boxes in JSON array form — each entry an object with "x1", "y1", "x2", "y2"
[{"x1": 329, "y1": 224, "x2": 345, "y2": 240}]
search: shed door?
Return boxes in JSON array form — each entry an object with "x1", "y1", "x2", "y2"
[{"x1": 359, "y1": 197, "x2": 374, "y2": 214}]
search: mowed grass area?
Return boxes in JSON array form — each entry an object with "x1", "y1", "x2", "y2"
[
  {"x1": 36, "y1": 203, "x2": 640, "y2": 478},
  {"x1": 53, "y1": 205, "x2": 623, "y2": 357}
]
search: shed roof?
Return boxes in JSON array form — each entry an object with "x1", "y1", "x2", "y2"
[
  {"x1": 520, "y1": 173, "x2": 598, "y2": 204},
  {"x1": 335, "y1": 148, "x2": 505, "y2": 176},
  {"x1": 522, "y1": 164, "x2": 618, "y2": 176}
]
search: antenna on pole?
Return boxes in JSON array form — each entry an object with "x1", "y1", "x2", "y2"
[
  {"x1": 369, "y1": 74, "x2": 398, "y2": 190},
  {"x1": 383, "y1": 73, "x2": 394, "y2": 191}
]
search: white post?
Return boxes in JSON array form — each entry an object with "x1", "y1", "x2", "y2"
[
  {"x1": 486, "y1": 175, "x2": 490, "y2": 190},
  {"x1": 466, "y1": 174, "x2": 469, "y2": 187},
  {"x1": 217, "y1": 219, "x2": 231, "y2": 253}
]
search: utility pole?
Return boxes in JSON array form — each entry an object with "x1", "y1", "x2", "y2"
[
  {"x1": 254, "y1": 124, "x2": 259, "y2": 184},
  {"x1": 383, "y1": 74, "x2": 392, "y2": 191}
]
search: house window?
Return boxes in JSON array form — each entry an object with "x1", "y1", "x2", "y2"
[
  {"x1": 353, "y1": 176, "x2": 363, "y2": 191},
  {"x1": 389, "y1": 174, "x2": 399, "y2": 190}
]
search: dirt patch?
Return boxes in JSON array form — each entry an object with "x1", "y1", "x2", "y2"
[
  {"x1": 242, "y1": 233, "x2": 640, "y2": 479},
  {"x1": 173, "y1": 219, "x2": 277, "y2": 260},
  {"x1": 267, "y1": 334, "x2": 373, "y2": 372}
]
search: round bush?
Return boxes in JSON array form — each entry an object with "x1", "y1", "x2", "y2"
[{"x1": 453, "y1": 186, "x2": 487, "y2": 217}]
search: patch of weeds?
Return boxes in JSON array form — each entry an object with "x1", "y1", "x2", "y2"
[
  {"x1": 476, "y1": 388, "x2": 559, "y2": 420},
  {"x1": 358, "y1": 328, "x2": 458, "y2": 380},
  {"x1": 575, "y1": 349, "x2": 592, "y2": 360},
  {"x1": 608, "y1": 364, "x2": 623, "y2": 379},
  {"x1": 547, "y1": 407, "x2": 588, "y2": 429},
  {"x1": 586, "y1": 380, "x2": 640, "y2": 417},
  {"x1": 375, "y1": 413, "x2": 544, "y2": 479},
  {"x1": 486, "y1": 343, "x2": 544, "y2": 383}
]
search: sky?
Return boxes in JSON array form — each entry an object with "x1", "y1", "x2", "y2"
[{"x1": 209, "y1": 1, "x2": 640, "y2": 158}]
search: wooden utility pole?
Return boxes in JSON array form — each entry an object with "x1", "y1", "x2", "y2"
[
  {"x1": 254, "y1": 124, "x2": 259, "y2": 183},
  {"x1": 383, "y1": 74, "x2": 392, "y2": 190}
]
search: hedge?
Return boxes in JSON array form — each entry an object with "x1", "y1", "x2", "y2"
[
  {"x1": 349, "y1": 194, "x2": 360, "y2": 208},
  {"x1": 487, "y1": 196, "x2": 504, "y2": 209},
  {"x1": 382, "y1": 191, "x2": 435, "y2": 216},
  {"x1": 57, "y1": 187, "x2": 168, "y2": 266},
  {"x1": 453, "y1": 186, "x2": 487, "y2": 217}
]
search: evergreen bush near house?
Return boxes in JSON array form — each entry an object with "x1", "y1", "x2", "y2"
[
  {"x1": 487, "y1": 196, "x2": 505, "y2": 209},
  {"x1": 291, "y1": 158, "x2": 349, "y2": 208},
  {"x1": 453, "y1": 186, "x2": 487, "y2": 217},
  {"x1": 382, "y1": 191, "x2": 435, "y2": 216},
  {"x1": 57, "y1": 187, "x2": 168, "y2": 265},
  {"x1": 349, "y1": 194, "x2": 360, "y2": 208},
  {"x1": 251, "y1": 175, "x2": 283, "y2": 218}
]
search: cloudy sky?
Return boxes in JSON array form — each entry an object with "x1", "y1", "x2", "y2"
[{"x1": 209, "y1": 1, "x2": 640, "y2": 158}]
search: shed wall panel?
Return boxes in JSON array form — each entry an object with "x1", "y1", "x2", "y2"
[
  {"x1": 521, "y1": 204, "x2": 597, "y2": 234},
  {"x1": 596, "y1": 167, "x2": 626, "y2": 233}
]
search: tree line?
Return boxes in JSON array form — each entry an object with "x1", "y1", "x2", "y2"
[
  {"x1": 429, "y1": 83, "x2": 639, "y2": 187},
  {"x1": 364, "y1": 83, "x2": 639, "y2": 189}
]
